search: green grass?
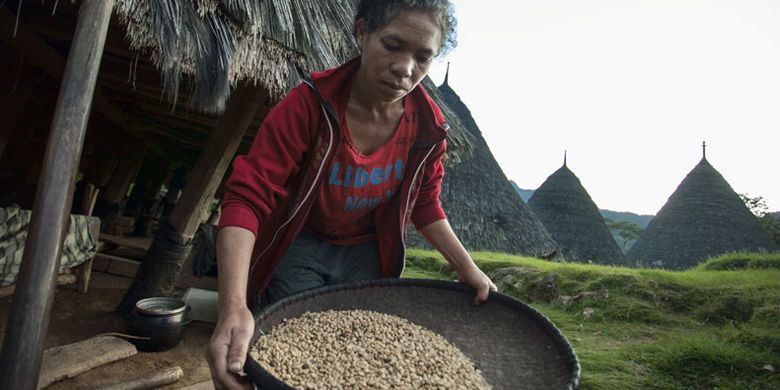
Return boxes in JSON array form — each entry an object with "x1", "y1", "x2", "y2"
[
  {"x1": 401, "y1": 249, "x2": 780, "y2": 389},
  {"x1": 696, "y1": 252, "x2": 780, "y2": 271}
]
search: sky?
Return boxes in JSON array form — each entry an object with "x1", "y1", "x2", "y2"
[{"x1": 427, "y1": 0, "x2": 780, "y2": 215}]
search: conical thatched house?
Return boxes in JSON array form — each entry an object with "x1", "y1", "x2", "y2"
[
  {"x1": 408, "y1": 70, "x2": 559, "y2": 258},
  {"x1": 627, "y1": 153, "x2": 778, "y2": 269},
  {"x1": 527, "y1": 158, "x2": 624, "y2": 264}
]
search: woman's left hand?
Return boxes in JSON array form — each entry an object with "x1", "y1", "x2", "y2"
[
  {"x1": 457, "y1": 263, "x2": 498, "y2": 305},
  {"x1": 419, "y1": 219, "x2": 498, "y2": 305}
]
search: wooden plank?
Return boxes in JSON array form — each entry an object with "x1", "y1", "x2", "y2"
[
  {"x1": 38, "y1": 335, "x2": 137, "y2": 389},
  {"x1": 0, "y1": 2, "x2": 117, "y2": 388},
  {"x1": 106, "y1": 257, "x2": 141, "y2": 278},
  {"x1": 91, "y1": 255, "x2": 111, "y2": 272},
  {"x1": 93, "y1": 253, "x2": 141, "y2": 278},
  {"x1": 95, "y1": 366, "x2": 183, "y2": 390},
  {"x1": 98, "y1": 233, "x2": 151, "y2": 251}
]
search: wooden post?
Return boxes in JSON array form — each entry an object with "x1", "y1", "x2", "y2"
[
  {"x1": 102, "y1": 138, "x2": 148, "y2": 206},
  {"x1": 169, "y1": 84, "x2": 264, "y2": 238},
  {"x1": 0, "y1": 1, "x2": 115, "y2": 389},
  {"x1": 117, "y1": 84, "x2": 263, "y2": 314},
  {"x1": 92, "y1": 144, "x2": 121, "y2": 188}
]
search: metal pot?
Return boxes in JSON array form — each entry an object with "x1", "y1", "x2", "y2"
[{"x1": 127, "y1": 297, "x2": 191, "y2": 352}]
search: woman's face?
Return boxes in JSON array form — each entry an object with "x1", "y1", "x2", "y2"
[{"x1": 356, "y1": 10, "x2": 442, "y2": 103}]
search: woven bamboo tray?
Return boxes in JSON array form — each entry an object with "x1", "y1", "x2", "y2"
[{"x1": 245, "y1": 278, "x2": 580, "y2": 389}]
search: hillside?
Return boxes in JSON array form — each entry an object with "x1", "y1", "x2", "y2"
[
  {"x1": 403, "y1": 250, "x2": 780, "y2": 389},
  {"x1": 598, "y1": 209, "x2": 653, "y2": 229}
]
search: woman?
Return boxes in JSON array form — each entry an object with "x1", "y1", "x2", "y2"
[{"x1": 207, "y1": 1, "x2": 496, "y2": 388}]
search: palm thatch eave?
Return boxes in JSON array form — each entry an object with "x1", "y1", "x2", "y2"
[{"x1": 112, "y1": 0, "x2": 473, "y2": 156}]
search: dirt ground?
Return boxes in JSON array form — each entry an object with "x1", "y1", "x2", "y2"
[{"x1": 0, "y1": 272, "x2": 217, "y2": 389}]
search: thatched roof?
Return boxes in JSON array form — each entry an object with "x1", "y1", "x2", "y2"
[
  {"x1": 113, "y1": 0, "x2": 472, "y2": 154},
  {"x1": 626, "y1": 157, "x2": 779, "y2": 269},
  {"x1": 527, "y1": 160, "x2": 624, "y2": 264},
  {"x1": 407, "y1": 72, "x2": 559, "y2": 258}
]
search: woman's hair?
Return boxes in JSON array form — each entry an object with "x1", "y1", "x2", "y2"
[{"x1": 354, "y1": 0, "x2": 457, "y2": 57}]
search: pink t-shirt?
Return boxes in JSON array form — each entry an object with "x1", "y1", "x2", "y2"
[{"x1": 305, "y1": 98, "x2": 418, "y2": 245}]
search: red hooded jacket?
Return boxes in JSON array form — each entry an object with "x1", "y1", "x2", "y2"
[{"x1": 219, "y1": 58, "x2": 449, "y2": 299}]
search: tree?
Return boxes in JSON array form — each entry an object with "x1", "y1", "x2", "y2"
[
  {"x1": 740, "y1": 193, "x2": 780, "y2": 246},
  {"x1": 759, "y1": 214, "x2": 780, "y2": 247},
  {"x1": 739, "y1": 193, "x2": 769, "y2": 217},
  {"x1": 605, "y1": 218, "x2": 643, "y2": 251}
]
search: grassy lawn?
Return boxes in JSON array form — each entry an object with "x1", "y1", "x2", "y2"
[{"x1": 402, "y1": 249, "x2": 780, "y2": 389}]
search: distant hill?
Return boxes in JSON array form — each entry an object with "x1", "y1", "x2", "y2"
[
  {"x1": 510, "y1": 181, "x2": 655, "y2": 253},
  {"x1": 510, "y1": 181, "x2": 654, "y2": 225},
  {"x1": 509, "y1": 181, "x2": 535, "y2": 202},
  {"x1": 599, "y1": 210, "x2": 654, "y2": 229}
]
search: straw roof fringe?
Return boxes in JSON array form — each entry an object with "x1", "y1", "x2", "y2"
[
  {"x1": 113, "y1": 0, "x2": 471, "y2": 153},
  {"x1": 114, "y1": 0, "x2": 357, "y2": 113}
]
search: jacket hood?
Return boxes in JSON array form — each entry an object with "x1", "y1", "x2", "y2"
[{"x1": 309, "y1": 57, "x2": 449, "y2": 145}]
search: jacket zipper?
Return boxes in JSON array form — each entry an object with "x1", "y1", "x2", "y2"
[
  {"x1": 249, "y1": 105, "x2": 336, "y2": 277},
  {"x1": 397, "y1": 142, "x2": 439, "y2": 277}
]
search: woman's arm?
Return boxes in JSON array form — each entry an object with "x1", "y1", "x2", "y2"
[
  {"x1": 419, "y1": 219, "x2": 497, "y2": 304},
  {"x1": 206, "y1": 227, "x2": 256, "y2": 389}
]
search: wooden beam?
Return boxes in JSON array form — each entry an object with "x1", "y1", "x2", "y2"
[
  {"x1": 139, "y1": 122, "x2": 203, "y2": 149},
  {"x1": 0, "y1": 5, "x2": 133, "y2": 131},
  {"x1": 31, "y1": 19, "x2": 138, "y2": 61},
  {"x1": 133, "y1": 101, "x2": 220, "y2": 128},
  {"x1": 170, "y1": 83, "x2": 266, "y2": 238},
  {"x1": 116, "y1": 84, "x2": 264, "y2": 314},
  {"x1": 0, "y1": 1, "x2": 116, "y2": 389},
  {"x1": 102, "y1": 138, "x2": 148, "y2": 205},
  {"x1": 0, "y1": 8, "x2": 65, "y2": 81},
  {"x1": 0, "y1": 71, "x2": 36, "y2": 158},
  {"x1": 130, "y1": 104, "x2": 216, "y2": 132}
]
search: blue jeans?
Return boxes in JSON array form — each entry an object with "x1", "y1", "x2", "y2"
[{"x1": 263, "y1": 233, "x2": 382, "y2": 305}]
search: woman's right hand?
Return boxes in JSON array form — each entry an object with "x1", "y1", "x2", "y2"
[{"x1": 207, "y1": 305, "x2": 255, "y2": 389}]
